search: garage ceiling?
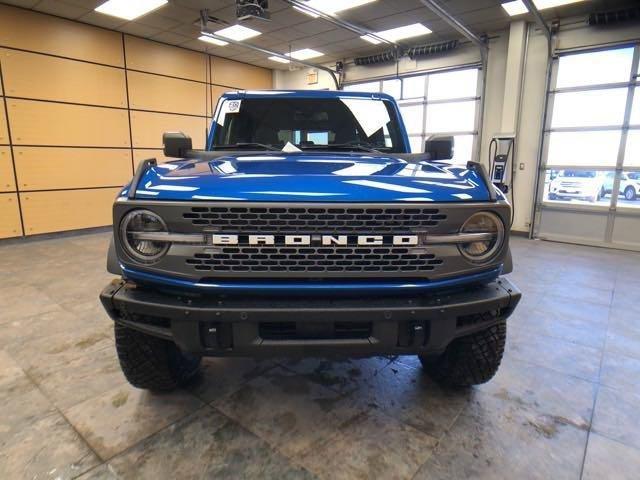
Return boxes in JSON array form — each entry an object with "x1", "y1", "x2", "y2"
[{"x1": 2, "y1": 0, "x2": 637, "y2": 69}]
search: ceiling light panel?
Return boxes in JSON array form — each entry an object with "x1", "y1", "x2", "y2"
[
  {"x1": 361, "y1": 23, "x2": 431, "y2": 44},
  {"x1": 214, "y1": 24, "x2": 262, "y2": 41},
  {"x1": 501, "y1": 0, "x2": 586, "y2": 16},
  {"x1": 95, "y1": 0, "x2": 168, "y2": 21},
  {"x1": 287, "y1": 49, "x2": 324, "y2": 60},
  {"x1": 268, "y1": 56, "x2": 291, "y2": 63},
  {"x1": 295, "y1": 0, "x2": 377, "y2": 17},
  {"x1": 198, "y1": 35, "x2": 229, "y2": 46}
]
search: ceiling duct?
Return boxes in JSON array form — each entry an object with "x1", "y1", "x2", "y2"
[
  {"x1": 588, "y1": 6, "x2": 640, "y2": 26},
  {"x1": 407, "y1": 40, "x2": 458, "y2": 59},
  {"x1": 354, "y1": 50, "x2": 400, "y2": 66}
]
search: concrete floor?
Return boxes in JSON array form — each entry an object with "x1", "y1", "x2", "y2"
[{"x1": 1, "y1": 232, "x2": 640, "y2": 479}]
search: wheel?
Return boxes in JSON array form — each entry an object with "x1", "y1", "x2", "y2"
[
  {"x1": 624, "y1": 186, "x2": 637, "y2": 201},
  {"x1": 548, "y1": 193, "x2": 557, "y2": 200},
  {"x1": 419, "y1": 323, "x2": 506, "y2": 387},
  {"x1": 114, "y1": 323, "x2": 201, "y2": 391}
]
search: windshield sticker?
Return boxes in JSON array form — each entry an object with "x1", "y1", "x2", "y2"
[
  {"x1": 216, "y1": 99, "x2": 242, "y2": 126},
  {"x1": 339, "y1": 98, "x2": 390, "y2": 137}
]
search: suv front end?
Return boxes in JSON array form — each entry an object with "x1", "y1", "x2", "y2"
[{"x1": 100, "y1": 90, "x2": 520, "y2": 391}]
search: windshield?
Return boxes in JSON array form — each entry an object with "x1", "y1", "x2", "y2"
[{"x1": 211, "y1": 97, "x2": 405, "y2": 153}]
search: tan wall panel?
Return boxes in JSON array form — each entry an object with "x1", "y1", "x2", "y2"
[
  {"x1": 133, "y1": 149, "x2": 173, "y2": 164},
  {"x1": 7, "y1": 100, "x2": 130, "y2": 147},
  {"x1": 0, "y1": 104, "x2": 8, "y2": 144},
  {"x1": 0, "y1": 5, "x2": 123, "y2": 67},
  {"x1": 211, "y1": 85, "x2": 233, "y2": 112},
  {"x1": 128, "y1": 71, "x2": 205, "y2": 116},
  {"x1": 0, "y1": 147, "x2": 16, "y2": 192},
  {"x1": 211, "y1": 56, "x2": 272, "y2": 89},
  {"x1": 125, "y1": 36, "x2": 205, "y2": 82},
  {"x1": 1, "y1": 49, "x2": 127, "y2": 108},
  {"x1": 0, "y1": 193, "x2": 22, "y2": 238},
  {"x1": 131, "y1": 111, "x2": 206, "y2": 149},
  {"x1": 20, "y1": 188, "x2": 119, "y2": 235},
  {"x1": 0, "y1": 147, "x2": 15, "y2": 191},
  {"x1": 14, "y1": 147, "x2": 131, "y2": 191}
]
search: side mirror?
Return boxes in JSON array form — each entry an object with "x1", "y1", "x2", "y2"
[
  {"x1": 163, "y1": 132, "x2": 192, "y2": 158},
  {"x1": 424, "y1": 135, "x2": 454, "y2": 160}
]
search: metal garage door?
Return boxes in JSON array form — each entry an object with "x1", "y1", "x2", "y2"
[
  {"x1": 343, "y1": 65, "x2": 483, "y2": 164},
  {"x1": 533, "y1": 43, "x2": 640, "y2": 251}
]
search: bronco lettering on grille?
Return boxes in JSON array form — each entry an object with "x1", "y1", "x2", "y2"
[{"x1": 210, "y1": 234, "x2": 419, "y2": 246}]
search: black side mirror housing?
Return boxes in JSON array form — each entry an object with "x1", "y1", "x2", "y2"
[
  {"x1": 424, "y1": 135, "x2": 454, "y2": 160},
  {"x1": 163, "y1": 132, "x2": 192, "y2": 158}
]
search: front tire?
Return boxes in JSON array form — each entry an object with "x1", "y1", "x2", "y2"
[
  {"x1": 114, "y1": 324, "x2": 201, "y2": 391},
  {"x1": 624, "y1": 186, "x2": 637, "y2": 201},
  {"x1": 419, "y1": 323, "x2": 506, "y2": 387}
]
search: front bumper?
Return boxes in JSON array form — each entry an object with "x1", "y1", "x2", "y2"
[{"x1": 100, "y1": 277, "x2": 520, "y2": 357}]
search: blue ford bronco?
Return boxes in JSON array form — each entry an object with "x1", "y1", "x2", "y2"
[{"x1": 100, "y1": 90, "x2": 521, "y2": 391}]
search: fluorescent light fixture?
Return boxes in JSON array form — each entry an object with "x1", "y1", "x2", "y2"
[
  {"x1": 214, "y1": 24, "x2": 261, "y2": 41},
  {"x1": 95, "y1": 0, "x2": 168, "y2": 21},
  {"x1": 198, "y1": 35, "x2": 229, "y2": 47},
  {"x1": 361, "y1": 23, "x2": 431, "y2": 44},
  {"x1": 268, "y1": 56, "x2": 291, "y2": 64},
  {"x1": 501, "y1": 0, "x2": 586, "y2": 16},
  {"x1": 294, "y1": 0, "x2": 377, "y2": 17},
  {"x1": 287, "y1": 48, "x2": 323, "y2": 60}
]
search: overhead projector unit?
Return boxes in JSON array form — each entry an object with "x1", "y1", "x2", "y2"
[{"x1": 236, "y1": 0, "x2": 270, "y2": 21}]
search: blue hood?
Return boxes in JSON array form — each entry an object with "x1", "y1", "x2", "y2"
[{"x1": 125, "y1": 152, "x2": 491, "y2": 202}]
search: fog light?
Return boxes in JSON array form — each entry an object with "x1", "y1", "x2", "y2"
[
  {"x1": 458, "y1": 212, "x2": 504, "y2": 263},
  {"x1": 119, "y1": 210, "x2": 169, "y2": 263}
]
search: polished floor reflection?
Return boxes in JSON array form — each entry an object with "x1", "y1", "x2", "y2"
[{"x1": 1, "y1": 232, "x2": 639, "y2": 479}]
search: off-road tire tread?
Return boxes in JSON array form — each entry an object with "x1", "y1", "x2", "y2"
[
  {"x1": 420, "y1": 323, "x2": 506, "y2": 387},
  {"x1": 114, "y1": 323, "x2": 201, "y2": 391}
]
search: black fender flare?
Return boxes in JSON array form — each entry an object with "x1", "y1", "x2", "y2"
[
  {"x1": 107, "y1": 235, "x2": 122, "y2": 275},
  {"x1": 502, "y1": 246, "x2": 513, "y2": 275}
]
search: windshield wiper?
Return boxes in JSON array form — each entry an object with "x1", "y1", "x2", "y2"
[
  {"x1": 216, "y1": 142, "x2": 279, "y2": 151},
  {"x1": 299, "y1": 142, "x2": 384, "y2": 153}
]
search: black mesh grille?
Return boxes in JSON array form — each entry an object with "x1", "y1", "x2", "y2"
[
  {"x1": 183, "y1": 206, "x2": 446, "y2": 233},
  {"x1": 259, "y1": 321, "x2": 372, "y2": 340},
  {"x1": 185, "y1": 246, "x2": 443, "y2": 274}
]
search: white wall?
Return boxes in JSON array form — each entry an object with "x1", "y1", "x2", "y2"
[{"x1": 273, "y1": 18, "x2": 640, "y2": 234}]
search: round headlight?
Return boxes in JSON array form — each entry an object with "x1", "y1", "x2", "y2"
[
  {"x1": 119, "y1": 210, "x2": 169, "y2": 263},
  {"x1": 458, "y1": 212, "x2": 505, "y2": 263}
]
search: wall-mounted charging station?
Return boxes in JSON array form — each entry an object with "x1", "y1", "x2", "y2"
[{"x1": 489, "y1": 134, "x2": 516, "y2": 194}]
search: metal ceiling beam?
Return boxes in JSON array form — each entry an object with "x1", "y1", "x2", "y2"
[
  {"x1": 199, "y1": 10, "x2": 340, "y2": 89},
  {"x1": 282, "y1": 0, "x2": 396, "y2": 47},
  {"x1": 418, "y1": 0, "x2": 488, "y2": 164},
  {"x1": 521, "y1": 0, "x2": 552, "y2": 46},
  {"x1": 417, "y1": 0, "x2": 487, "y2": 61}
]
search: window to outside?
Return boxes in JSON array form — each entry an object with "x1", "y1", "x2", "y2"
[
  {"x1": 541, "y1": 45, "x2": 640, "y2": 209},
  {"x1": 343, "y1": 67, "x2": 481, "y2": 163}
]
